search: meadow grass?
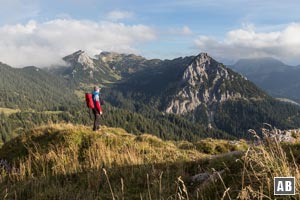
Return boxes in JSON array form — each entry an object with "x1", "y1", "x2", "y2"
[
  {"x1": 3, "y1": 123, "x2": 299, "y2": 199},
  {"x1": 0, "y1": 107, "x2": 20, "y2": 115},
  {"x1": 233, "y1": 127, "x2": 300, "y2": 199},
  {"x1": 0, "y1": 123, "x2": 210, "y2": 199}
]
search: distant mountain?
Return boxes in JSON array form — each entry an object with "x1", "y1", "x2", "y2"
[
  {"x1": 2, "y1": 52, "x2": 300, "y2": 140},
  {"x1": 230, "y1": 57, "x2": 300, "y2": 100},
  {"x1": 111, "y1": 53, "x2": 300, "y2": 138},
  {"x1": 97, "y1": 51, "x2": 163, "y2": 76},
  {"x1": 50, "y1": 50, "x2": 121, "y2": 86},
  {"x1": 165, "y1": 53, "x2": 267, "y2": 126},
  {"x1": 51, "y1": 50, "x2": 168, "y2": 87},
  {"x1": 0, "y1": 55, "x2": 228, "y2": 141},
  {"x1": 231, "y1": 57, "x2": 288, "y2": 75},
  {"x1": 166, "y1": 54, "x2": 265, "y2": 111}
]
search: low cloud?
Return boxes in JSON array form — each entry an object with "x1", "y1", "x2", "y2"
[
  {"x1": 195, "y1": 23, "x2": 300, "y2": 64},
  {"x1": 106, "y1": 10, "x2": 134, "y2": 21},
  {"x1": 0, "y1": 19, "x2": 156, "y2": 67}
]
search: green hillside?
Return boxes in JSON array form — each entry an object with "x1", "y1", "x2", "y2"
[{"x1": 0, "y1": 63, "x2": 78, "y2": 111}]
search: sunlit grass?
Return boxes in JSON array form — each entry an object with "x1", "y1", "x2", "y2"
[
  {"x1": 7, "y1": 123, "x2": 297, "y2": 199},
  {"x1": 0, "y1": 107, "x2": 20, "y2": 115}
]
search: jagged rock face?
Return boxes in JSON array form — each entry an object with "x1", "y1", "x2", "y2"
[
  {"x1": 63, "y1": 50, "x2": 95, "y2": 70},
  {"x1": 77, "y1": 53, "x2": 95, "y2": 70},
  {"x1": 166, "y1": 53, "x2": 243, "y2": 115},
  {"x1": 97, "y1": 51, "x2": 123, "y2": 62},
  {"x1": 59, "y1": 50, "x2": 121, "y2": 83}
]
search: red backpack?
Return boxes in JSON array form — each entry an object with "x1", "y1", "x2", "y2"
[{"x1": 85, "y1": 93, "x2": 95, "y2": 109}]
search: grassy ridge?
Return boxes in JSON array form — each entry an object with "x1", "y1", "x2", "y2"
[
  {"x1": 1, "y1": 124, "x2": 300, "y2": 199},
  {"x1": 0, "y1": 123, "x2": 247, "y2": 199},
  {"x1": 0, "y1": 123, "x2": 207, "y2": 164}
]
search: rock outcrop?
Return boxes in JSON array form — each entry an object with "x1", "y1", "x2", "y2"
[
  {"x1": 166, "y1": 53, "x2": 245, "y2": 126},
  {"x1": 63, "y1": 50, "x2": 95, "y2": 70}
]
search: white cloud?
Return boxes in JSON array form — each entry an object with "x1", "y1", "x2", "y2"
[
  {"x1": 106, "y1": 10, "x2": 134, "y2": 21},
  {"x1": 0, "y1": 19, "x2": 156, "y2": 67},
  {"x1": 195, "y1": 23, "x2": 300, "y2": 64},
  {"x1": 168, "y1": 26, "x2": 193, "y2": 36}
]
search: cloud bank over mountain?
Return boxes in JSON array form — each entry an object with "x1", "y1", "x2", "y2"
[
  {"x1": 0, "y1": 19, "x2": 156, "y2": 67},
  {"x1": 2, "y1": 19, "x2": 300, "y2": 67},
  {"x1": 195, "y1": 23, "x2": 300, "y2": 64}
]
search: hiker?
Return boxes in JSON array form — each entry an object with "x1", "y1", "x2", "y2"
[{"x1": 92, "y1": 86, "x2": 103, "y2": 131}]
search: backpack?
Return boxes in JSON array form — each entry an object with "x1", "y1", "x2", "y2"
[{"x1": 85, "y1": 93, "x2": 95, "y2": 109}]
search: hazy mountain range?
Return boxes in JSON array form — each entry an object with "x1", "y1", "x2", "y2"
[
  {"x1": 230, "y1": 57, "x2": 300, "y2": 101},
  {"x1": 1, "y1": 51, "x2": 300, "y2": 140}
]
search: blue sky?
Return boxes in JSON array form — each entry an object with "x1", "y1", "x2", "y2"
[{"x1": 1, "y1": 0, "x2": 300, "y2": 67}]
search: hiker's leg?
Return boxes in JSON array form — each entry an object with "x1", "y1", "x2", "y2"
[
  {"x1": 96, "y1": 113, "x2": 100, "y2": 130},
  {"x1": 92, "y1": 109, "x2": 97, "y2": 131}
]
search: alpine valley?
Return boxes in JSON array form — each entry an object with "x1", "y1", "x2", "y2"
[{"x1": 1, "y1": 51, "x2": 300, "y2": 143}]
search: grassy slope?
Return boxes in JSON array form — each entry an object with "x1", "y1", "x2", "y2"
[
  {"x1": 0, "y1": 123, "x2": 248, "y2": 199},
  {"x1": 0, "y1": 107, "x2": 20, "y2": 115},
  {"x1": 2, "y1": 124, "x2": 300, "y2": 199},
  {"x1": 0, "y1": 123, "x2": 207, "y2": 163}
]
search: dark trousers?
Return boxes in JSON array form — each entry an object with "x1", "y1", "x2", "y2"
[{"x1": 92, "y1": 109, "x2": 100, "y2": 131}]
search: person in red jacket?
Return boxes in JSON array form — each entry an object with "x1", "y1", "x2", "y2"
[{"x1": 92, "y1": 86, "x2": 103, "y2": 131}]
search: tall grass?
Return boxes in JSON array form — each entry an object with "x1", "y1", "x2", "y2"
[
  {"x1": 0, "y1": 123, "x2": 273, "y2": 200},
  {"x1": 232, "y1": 126, "x2": 300, "y2": 199},
  {"x1": 0, "y1": 123, "x2": 209, "y2": 199}
]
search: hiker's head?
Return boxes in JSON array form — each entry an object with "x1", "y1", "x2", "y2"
[{"x1": 94, "y1": 86, "x2": 100, "y2": 92}]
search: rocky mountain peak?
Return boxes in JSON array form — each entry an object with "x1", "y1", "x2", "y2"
[
  {"x1": 182, "y1": 53, "x2": 227, "y2": 86},
  {"x1": 195, "y1": 52, "x2": 211, "y2": 63},
  {"x1": 63, "y1": 50, "x2": 95, "y2": 70},
  {"x1": 166, "y1": 53, "x2": 247, "y2": 126}
]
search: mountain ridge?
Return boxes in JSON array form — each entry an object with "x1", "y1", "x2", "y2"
[
  {"x1": 107, "y1": 52, "x2": 300, "y2": 137},
  {"x1": 1, "y1": 51, "x2": 300, "y2": 140},
  {"x1": 166, "y1": 53, "x2": 266, "y2": 114},
  {"x1": 230, "y1": 57, "x2": 300, "y2": 100}
]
